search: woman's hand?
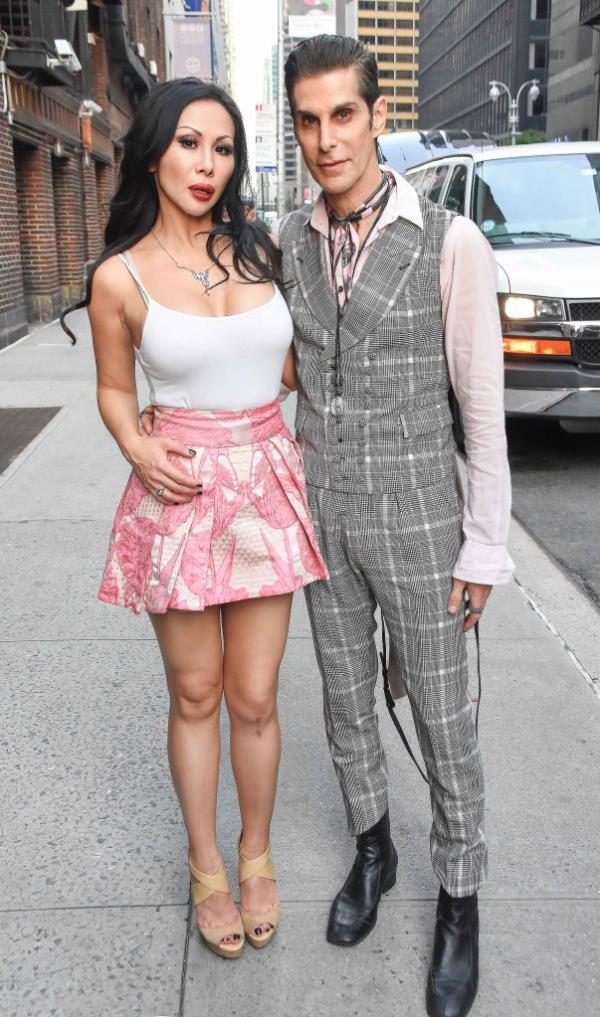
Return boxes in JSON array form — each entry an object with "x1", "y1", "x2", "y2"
[
  {"x1": 139, "y1": 406, "x2": 155, "y2": 436},
  {"x1": 124, "y1": 433, "x2": 199, "y2": 504}
]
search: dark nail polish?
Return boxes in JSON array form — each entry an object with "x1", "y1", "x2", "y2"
[{"x1": 188, "y1": 448, "x2": 196, "y2": 456}]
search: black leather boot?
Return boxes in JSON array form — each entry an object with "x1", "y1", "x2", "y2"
[
  {"x1": 426, "y1": 886, "x2": 479, "y2": 1017},
  {"x1": 326, "y1": 810, "x2": 398, "y2": 947}
]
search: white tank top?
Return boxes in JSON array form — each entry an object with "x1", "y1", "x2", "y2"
[{"x1": 119, "y1": 250, "x2": 293, "y2": 411}]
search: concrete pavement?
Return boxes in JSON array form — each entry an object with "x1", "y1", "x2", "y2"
[{"x1": 1, "y1": 313, "x2": 599, "y2": 1017}]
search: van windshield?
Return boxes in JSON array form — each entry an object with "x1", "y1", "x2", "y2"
[{"x1": 474, "y1": 153, "x2": 600, "y2": 246}]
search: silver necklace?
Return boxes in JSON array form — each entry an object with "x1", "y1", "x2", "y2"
[{"x1": 151, "y1": 229, "x2": 218, "y2": 294}]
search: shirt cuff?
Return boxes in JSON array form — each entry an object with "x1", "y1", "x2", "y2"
[{"x1": 453, "y1": 539, "x2": 515, "y2": 586}]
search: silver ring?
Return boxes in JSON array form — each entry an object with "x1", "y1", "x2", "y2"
[
  {"x1": 155, "y1": 486, "x2": 165, "y2": 498},
  {"x1": 468, "y1": 606, "x2": 484, "y2": 615}
]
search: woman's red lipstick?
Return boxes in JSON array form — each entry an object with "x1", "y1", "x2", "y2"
[{"x1": 189, "y1": 183, "x2": 215, "y2": 201}]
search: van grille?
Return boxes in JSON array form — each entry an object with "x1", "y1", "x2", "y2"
[
  {"x1": 573, "y1": 338, "x2": 600, "y2": 366},
  {"x1": 569, "y1": 301, "x2": 600, "y2": 321}
]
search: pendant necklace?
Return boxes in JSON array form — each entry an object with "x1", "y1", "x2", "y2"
[{"x1": 151, "y1": 229, "x2": 227, "y2": 295}]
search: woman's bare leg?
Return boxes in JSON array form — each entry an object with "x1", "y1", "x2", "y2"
[
  {"x1": 222, "y1": 593, "x2": 293, "y2": 934},
  {"x1": 150, "y1": 607, "x2": 239, "y2": 942}
]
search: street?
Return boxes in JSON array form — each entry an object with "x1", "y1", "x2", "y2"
[{"x1": 507, "y1": 419, "x2": 600, "y2": 607}]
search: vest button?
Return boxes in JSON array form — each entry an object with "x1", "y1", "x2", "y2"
[{"x1": 368, "y1": 352, "x2": 376, "y2": 361}]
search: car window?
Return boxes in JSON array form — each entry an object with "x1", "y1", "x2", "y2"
[
  {"x1": 404, "y1": 167, "x2": 423, "y2": 191},
  {"x1": 427, "y1": 164, "x2": 451, "y2": 203},
  {"x1": 411, "y1": 165, "x2": 436, "y2": 196},
  {"x1": 444, "y1": 164, "x2": 468, "y2": 214},
  {"x1": 474, "y1": 152, "x2": 600, "y2": 245}
]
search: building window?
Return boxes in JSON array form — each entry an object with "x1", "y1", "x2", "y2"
[
  {"x1": 531, "y1": 0, "x2": 549, "y2": 19},
  {"x1": 529, "y1": 41, "x2": 547, "y2": 70}
]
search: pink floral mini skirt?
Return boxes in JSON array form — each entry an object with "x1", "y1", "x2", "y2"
[{"x1": 98, "y1": 401, "x2": 328, "y2": 614}]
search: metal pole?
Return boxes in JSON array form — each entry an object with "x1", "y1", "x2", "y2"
[
  {"x1": 510, "y1": 98, "x2": 517, "y2": 145},
  {"x1": 277, "y1": 0, "x2": 286, "y2": 218}
]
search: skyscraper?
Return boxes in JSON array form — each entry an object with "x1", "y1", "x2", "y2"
[
  {"x1": 337, "y1": 1, "x2": 420, "y2": 132},
  {"x1": 418, "y1": 1, "x2": 550, "y2": 137}
]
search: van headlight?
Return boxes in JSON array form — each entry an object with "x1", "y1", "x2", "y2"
[{"x1": 500, "y1": 295, "x2": 565, "y2": 321}]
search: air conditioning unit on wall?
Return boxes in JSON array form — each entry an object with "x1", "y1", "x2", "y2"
[
  {"x1": 149, "y1": 60, "x2": 158, "y2": 77},
  {"x1": 137, "y1": 43, "x2": 146, "y2": 59}
]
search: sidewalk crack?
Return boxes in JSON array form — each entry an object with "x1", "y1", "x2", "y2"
[{"x1": 178, "y1": 891, "x2": 193, "y2": 1017}]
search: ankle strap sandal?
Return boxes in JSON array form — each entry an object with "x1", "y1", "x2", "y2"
[
  {"x1": 188, "y1": 853, "x2": 245, "y2": 959},
  {"x1": 238, "y1": 838, "x2": 280, "y2": 949}
]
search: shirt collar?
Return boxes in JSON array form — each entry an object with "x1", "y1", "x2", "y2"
[{"x1": 310, "y1": 165, "x2": 423, "y2": 239}]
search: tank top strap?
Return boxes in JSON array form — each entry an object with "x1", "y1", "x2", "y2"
[{"x1": 118, "y1": 250, "x2": 151, "y2": 308}]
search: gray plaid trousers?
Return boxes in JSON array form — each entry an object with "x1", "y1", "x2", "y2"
[{"x1": 304, "y1": 481, "x2": 488, "y2": 898}]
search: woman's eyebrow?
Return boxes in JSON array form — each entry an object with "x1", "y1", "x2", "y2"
[{"x1": 176, "y1": 125, "x2": 233, "y2": 142}]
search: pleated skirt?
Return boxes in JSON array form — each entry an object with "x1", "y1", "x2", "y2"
[{"x1": 98, "y1": 401, "x2": 328, "y2": 614}]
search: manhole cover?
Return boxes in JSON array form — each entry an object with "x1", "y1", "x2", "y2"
[{"x1": 0, "y1": 407, "x2": 61, "y2": 474}]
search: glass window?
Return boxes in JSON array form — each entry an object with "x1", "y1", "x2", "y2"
[
  {"x1": 529, "y1": 41, "x2": 547, "y2": 69},
  {"x1": 474, "y1": 153, "x2": 600, "y2": 246},
  {"x1": 531, "y1": 0, "x2": 549, "y2": 19},
  {"x1": 405, "y1": 166, "x2": 432, "y2": 195},
  {"x1": 427, "y1": 164, "x2": 450, "y2": 203},
  {"x1": 444, "y1": 164, "x2": 468, "y2": 214}
]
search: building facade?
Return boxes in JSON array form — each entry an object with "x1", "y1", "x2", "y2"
[
  {"x1": 337, "y1": 0, "x2": 420, "y2": 132},
  {"x1": 546, "y1": 0, "x2": 600, "y2": 140},
  {"x1": 418, "y1": 1, "x2": 550, "y2": 137},
  {"x1": 0, "y1": 0, "x2": 166, "y2": 349}
]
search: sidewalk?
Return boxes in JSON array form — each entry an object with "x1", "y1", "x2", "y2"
[{"x1": 1, "y1": 314, "x2": 599, "y2": 1017}]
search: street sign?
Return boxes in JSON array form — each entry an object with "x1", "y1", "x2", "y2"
[{"x1": 255, "y1": 103, "x2": 277, "y2": 176}]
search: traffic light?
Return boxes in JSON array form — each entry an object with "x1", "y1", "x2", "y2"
[{"x1": 60, "y1": 1, "x2": 88, "y2": 12}]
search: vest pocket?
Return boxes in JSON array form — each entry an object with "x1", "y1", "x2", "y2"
[{"x1": 399, "y1": 401, "x2": 454, "y2": 440}]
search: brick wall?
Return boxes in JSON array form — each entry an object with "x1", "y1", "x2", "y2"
[
  {"x1": 0, "y1": 114, "x2": 27, "y2": 349},
  {"x1": 13, "y1": 140, "x2": 61, "y2": 324},
  {"x1": 95, "y1": 160, "x2": 116, "y2": 240},
  {"x1": 52, "y1": 153, "x2": 86, "y2": 306},
  {"x1": 83, "y1": 160, "x2": 102, "y2": 263},
  {"x1": 0, "y1": 0, "x2": 165, "y2": 347}
]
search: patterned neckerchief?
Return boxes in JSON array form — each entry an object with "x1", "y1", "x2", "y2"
[{"x1": 325, "y1": 170, "x2": 394, "y2": 309}]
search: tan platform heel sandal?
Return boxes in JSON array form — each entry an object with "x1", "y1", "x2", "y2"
[
  {"x1": 238, "y1": 837, "x2": 280, "y2": 949},
  {"x1": 187, "y1": 853, "x2": 245, "y2": 959}
]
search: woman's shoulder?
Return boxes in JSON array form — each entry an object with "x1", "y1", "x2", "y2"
[{"x1": 90, "y1": 251, "x2": 143, "y2": 310}]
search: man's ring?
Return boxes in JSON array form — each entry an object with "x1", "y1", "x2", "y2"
[
  {"x1": 155, "y1": 486, "x2": 165, "y2": 498},
  {"x1": 468, "y1": 606, "x2": 484, "y2": 615}
]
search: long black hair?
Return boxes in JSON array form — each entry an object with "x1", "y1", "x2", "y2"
[{"x1": 61, "y1": 78, "x2": 281, "y2": 342}]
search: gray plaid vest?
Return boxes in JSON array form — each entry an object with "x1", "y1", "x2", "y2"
[{"x1": 280, "y1": 196, "x2": 457, "y2": 493}]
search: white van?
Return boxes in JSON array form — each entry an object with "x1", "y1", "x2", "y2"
[{"x1": 403, "y1": 143, "x2": 600, "y2": 431}]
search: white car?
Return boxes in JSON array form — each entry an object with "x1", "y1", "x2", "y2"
[{"x1": 403, "y1": 142, "x2": 600, "y2": 431}]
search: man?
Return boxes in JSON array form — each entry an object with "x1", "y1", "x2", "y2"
[
  {"x1": 280, "y1": 35, "x2": 513, "y2": 1017},
  {"x1": 242, "y1": 195, "x2": 258, "y2": 221}
]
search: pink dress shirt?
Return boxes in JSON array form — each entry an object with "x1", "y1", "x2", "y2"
[{"x1": 280, "y1": 169, "x2": 514, "y2": 586}]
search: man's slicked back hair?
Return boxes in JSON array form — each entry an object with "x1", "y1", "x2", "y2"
[{"x1": 284, "y1": 34, "x2": 380, "y2": 114}]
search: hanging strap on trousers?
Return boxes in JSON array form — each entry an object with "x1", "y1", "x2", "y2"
[{"x1": 379, "y1": 613, "x2": 482, "y2": 786}]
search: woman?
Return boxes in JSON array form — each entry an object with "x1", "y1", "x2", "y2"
[{"x1": 61, "y1": 78, "x2": 327, "y2": 959}]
